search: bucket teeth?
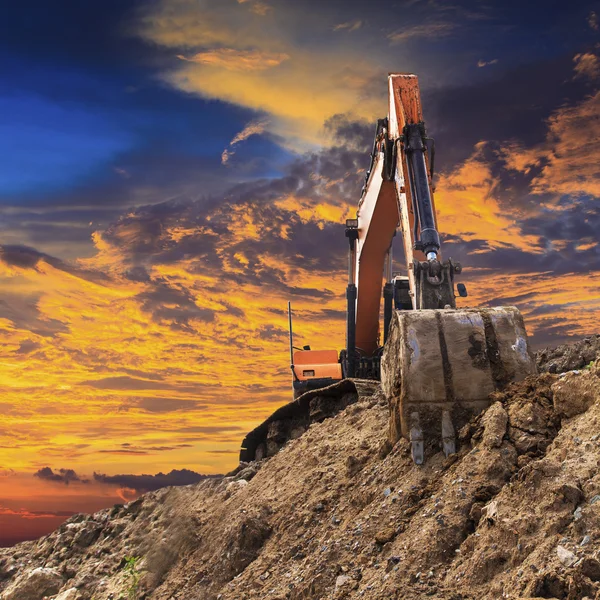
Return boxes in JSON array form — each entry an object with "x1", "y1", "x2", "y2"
[
  {"x1": 441, "y1": 409, "x2": 456, "y2": 457},
  {"x1": 409, "y1": 411, "x2": 424, "y2": 465}
]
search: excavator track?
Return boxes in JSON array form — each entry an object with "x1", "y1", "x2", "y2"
[{"x1": 239, "y1": 379, "x2": 379, "y2": 462}]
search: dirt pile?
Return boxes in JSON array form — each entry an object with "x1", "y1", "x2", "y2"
[
  {"x1": 536, "y1": 335, "x2": 600, "y2": 374},
  {"x1": 2, "y1": 350, "x2": 600, "y2": 599}
]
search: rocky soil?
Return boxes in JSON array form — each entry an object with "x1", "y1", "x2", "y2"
[
  {"x1": 536, "y1": 335, "x2": 600, "y2": 374},
  {"x1": 2, "y1": 341, "x2": 600, "y2": 600}
]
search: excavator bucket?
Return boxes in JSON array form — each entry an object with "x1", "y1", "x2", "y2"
[{"x1": 381, "y1": 306, "x2": 537, "y2": 464}]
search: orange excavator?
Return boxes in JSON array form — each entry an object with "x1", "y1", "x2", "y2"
[{"x1": 240, "y1": 73, "x2": 536, "y2": 465}]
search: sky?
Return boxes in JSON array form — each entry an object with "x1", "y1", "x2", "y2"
[{"x1": 0, "y1": 0, "x2": 599, "y2": 546}]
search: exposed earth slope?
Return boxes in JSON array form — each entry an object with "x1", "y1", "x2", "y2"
[{"x1": 1, "y1": 336, "x2": 600, "y2": 600}]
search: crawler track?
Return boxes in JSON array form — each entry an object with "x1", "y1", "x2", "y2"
[{"x1": 239, "y1": 379, "x2": 380, "y2": 462}]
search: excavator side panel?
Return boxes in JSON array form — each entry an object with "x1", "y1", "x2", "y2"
[{"x1": 293, "y1": 349, "x2": 343, "y2": 382}]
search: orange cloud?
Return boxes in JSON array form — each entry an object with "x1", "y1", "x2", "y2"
[
  {"x1": 134, "y1": 0, "x2": 390, "y2": 146},
  {"x1": 434, "y1": 143, "x2": 543, "y2": 252},
  {"x1": 177, "y1": 49, "x2": 289, "y2": 71},
  {"x1": 463, "y1": 270, "x2": 600, "y2": 345},
  {"x1": 231, "y1": 119, "x2": 270, "y2": 144},
  {"x1": 530, "y1": 90, "x2": 600, "y2": 198},
  {"x1": 573, "y1": 52, "x2": 600, "y2": 81},
  {"x1": 222, "y1": 118, "x2": 270, "y2": 164}
]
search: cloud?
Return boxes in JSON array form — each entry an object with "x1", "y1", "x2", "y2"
[
  {"x1": 79, "y1": 376, "x2": 217, "y2": 392},
  {"x1": 333, "y1": 20, "x2": 363, "y2": 33},
  {"x1": 0, "y1": 506, "x2": 76, "y2": 520},
  {"x1": 222, "y1": 118, "x2": 270, "y2": 164},
  {"x1": 221, "y1": 148, "x2": 233, "y2": 165},
  {"x1": 97, "y1": 442, "x2": 193, "y2": 454},
  {"x1": 34, "y1": 467, "x2": 89, "y2": 485},
  {"x1": 524, "y1": 90, "x2": 600, "y2": 198},
  {"x1": 477, "y1": 58, "x2": 498, "y2": 68},
  {"x1": 573, "y1": 52, "x2": 600, "y2": 81},
  {"x1": 237, "y1": 0, "x2": 272, "y2": 16},
  {"x1": 135, "y1": 279, "x2": 217, "y2": 330},
  {"x1": 257, "y1": 324, "x2": 287, "y2": 340},
  {"x1": 132, "y1": 397, "x2": 207, "y2": 413},
  {"x1": 231, "y1": 119, "x2": 270, "y2": 145},
  {"x1": 388, "y1": 22, "x2": 456, "y2": 44},
  {"x1": 134, "y1": 0, "x2": 388, "y2": 146},
  {"x1": 15, "y1": 340, "x2": 41, "y2": 355},
  {"x1": 177, "y1": 49, "x2": 289, "y2": 71},
  {"x1": 434, "y1": 142, "x2": 543, "y2": 252},
  {"x1": 588, "y1": 11, "x2": 598, "y2": 30},
  {"x1": 93, "y1": 468, "x2": 219, "y2": 493}
]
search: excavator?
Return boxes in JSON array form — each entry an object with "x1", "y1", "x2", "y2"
[{"x1": 240, "y1": 73, "x2": 536, "y2": 465}]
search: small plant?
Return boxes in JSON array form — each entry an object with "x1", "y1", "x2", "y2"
[
  {"x1": 122, "y1": 555, "x2": 142, "y2": 600},
  {"x1": 584, "y1": 360, "x2": 595, "y2": 370}
]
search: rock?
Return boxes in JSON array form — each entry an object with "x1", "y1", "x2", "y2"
[
  {"x1": 507, "y1": 399, "x2": 553, "y2": 454},
  {"x1": 579, "y1": 557, "x2": 600, "y2": 581},
  {"x1": 378, "y1": 440, "x2": 393, "y2": 459},
  {"x1": 482, "y1": 500, "x2": 499, "y2": 525},
  {"x1": 54, "y1": 588, "x2": 81, "y2": 600},
  {"x1": 331, "y1": 516, "x2": 341, "y2": 525},
  {"x1": 552, "y1": 367, "x2": 600, "y2": 418},
  {"x1": 226, "y1": 479, "x2": 248, "y2": 494},
  {"x1": 386, "y1": 556, "x2": 401, "y2": 572},
  {"x1": 480, "y1": 402, "x2": 508, "y2": 448},
  {"x1": 2, "y1": 567, "x2": 63, "y2": 600},
  {"x1": 335, "y1": 575, "x2": 350, "y2": 589},
  {"x1": 556, "y1": 545, "x2": 576, "y2": 567},
  {"x1": 574, "y1": 506, "x2": 583, "y2": 520},
  {"x1": 581, "y1": 535, "x2": 591, "y2": 546},
  {"x1": 74, "y1": 522, "x2": 102, "y2": 548},
  {"x1": 375, "y1": 526, "x2": 396, "y2": 545},
  {"x1": 235, "y1": 465, "x2": 258, "y2": 481},
  {"x1": 315, "y1": 503, "x2": 325, "y2": 513}
]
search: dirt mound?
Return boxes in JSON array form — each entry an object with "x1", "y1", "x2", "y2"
[
  {"x1": 1, "y1": 349, "x2": 600, "y2": 599},
  {"x1": 536, "y1": 335, "x2": 600, "y2": 374}
]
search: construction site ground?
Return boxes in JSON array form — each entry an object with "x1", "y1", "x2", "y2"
[{"x1": 1, "y1": 335, "x2": 600, "y2": 600}]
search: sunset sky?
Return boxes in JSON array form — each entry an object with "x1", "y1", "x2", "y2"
[{"x1": 1, "y1": 0, "x2": 599, "y2": 546}]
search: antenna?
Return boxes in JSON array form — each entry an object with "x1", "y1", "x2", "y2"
[{"x1": 288, "y1": 302, "x2": 299, "y2": 382}]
